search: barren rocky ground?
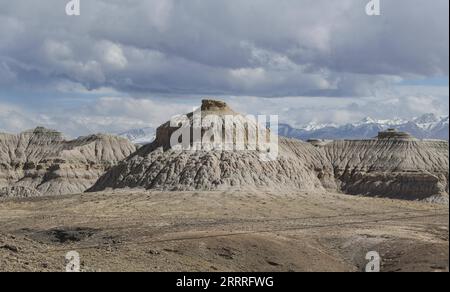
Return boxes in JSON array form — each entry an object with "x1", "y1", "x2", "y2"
[{"x1": 0, "y1": 190, "x2": 448, "y2": 272}]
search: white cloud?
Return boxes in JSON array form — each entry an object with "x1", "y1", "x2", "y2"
[
  {"x1": 0, "y1": 61, "x2": 16, "y2": 85},
  {"x1": 43, "y1": 40, "x2": 73, "y2": 61},
  {"x1": 0, "y1": 15, "x2": 25, "y2": 49},
  {"x1": 1, "y1": 85, "x2": 448, "y2": 137},
  {"x1": 0, "y1": 0, "x2": 448, "y2": 136},
  {"x1": 0, "y1": 0, "x2": 447, "y2": 96},
  {"x1": 1, "y1": 96, "x2": 193, "y2": 137},
  {"x1": 96, "y1": 41, "x2": 128, "y2": 69},
  {"x1": 0, "y1": 102, "x2": 36, "y2": 133}
]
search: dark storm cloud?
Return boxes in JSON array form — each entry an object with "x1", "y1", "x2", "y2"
[{"x1": 0, "y1": 0, "x2": 448, "y2": 97}]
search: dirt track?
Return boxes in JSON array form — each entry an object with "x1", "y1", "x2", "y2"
[{"x1": 0, "y1": 190, "x2": 448, "y2": 272}]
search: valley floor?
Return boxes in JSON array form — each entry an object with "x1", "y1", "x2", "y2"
[{"x1": 0, "y1": 190, "x2": 448, "y2": 272}]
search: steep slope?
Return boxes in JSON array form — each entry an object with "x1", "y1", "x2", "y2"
[
  {"x1": 0, "y1": 128, "x2": 137, "y2": 197},
  {"x1": 90, "y1": 101, "x2": 449, "y2": 202},
  {"x1": 89, "y1": 138, "x2": 336, "y2": 192},
  {"x1": 2, "y1": 101, "x2": 447, "y2": 202},
  {"x1": 322, "y1": 131, "x2": 449, "y2": 201},
  {"x1": 89, "y1": 100, "x2": 336, "y2": 192}
]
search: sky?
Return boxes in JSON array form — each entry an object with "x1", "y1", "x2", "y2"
[{"x1": 0, "y1": 0, "x2": 448, "y2": 137}]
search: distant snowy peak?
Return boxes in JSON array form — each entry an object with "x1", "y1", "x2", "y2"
[
  {"x1": 441, "y1": 116, "x2": 449, "y2": 126},
  {"x1": 353, "y1": 117, "x2": 407, "y2": 127},
  {"x1": 118, "y1": 127, "x2": 155, "y2": 145},
  {"x1": 413, "y1": 113, "x2": 440, "y2": 124},
  {"x1": 412, "y1": 113, "x2": 444, "y2": 130},
  {"x1": 280, "y1": 113, "x2": 449, "y2": 141},
  {"x1": 298, "y1": 122, "x2": 338, "y2": 131},
  {"x1": 300, "y1": 116, "x2": 409, "y2": 130},
  {"x1": 357, "y1": 117, "x2": 377, "y2": 125}
]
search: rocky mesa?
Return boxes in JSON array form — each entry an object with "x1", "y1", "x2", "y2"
[
  {"x1": 0, "y1": 127, "x2": 136, "y2": 197},
  {"x1": 321, "y1": 130, "x2": 449, "y2": 202},
  {"x1": 89, "y1": 100, "x2": 449, "y2": 202},
  {"x1": 89, "y1": 100, "x2": 336, "y2": 193},
  {"x1": 1, "y1": 100, "x2": 448, "y2": 202}
]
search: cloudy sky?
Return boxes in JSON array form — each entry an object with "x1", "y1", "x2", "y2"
[{"x1": 0, "y1": 0, "x2": 448, "y2": 137}]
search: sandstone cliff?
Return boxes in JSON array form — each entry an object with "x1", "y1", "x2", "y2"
[
  {"x1": 322, "y1": 139, "x2": 449, "y2": 201},
  {"x1": 1, "y1": 100, "x2": 448, "y2": 203},
  {"x1": 0, "y1": 127, "x2": 136, "y2": 197},
  {"x1": 89, "y1": 100, "x2": 336, "y2": 192},
  {"x1": 89, "y1": 100, "x2": 449, "y2": 202}
]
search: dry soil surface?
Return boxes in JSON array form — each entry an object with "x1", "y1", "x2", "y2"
[{"x1": 0, "y1": 190, "x2": 448, "y2": 272}]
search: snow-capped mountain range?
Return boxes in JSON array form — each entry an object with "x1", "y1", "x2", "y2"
[
  {"x1": 280, "y1": 113, "x2": 449, "y2": 141},
  {"x1": 118, "y1": 127, "x2": 156, "y2": 145},
  {"x1": 118, "y1": 113, "x2": 449, "y2": 144}
]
